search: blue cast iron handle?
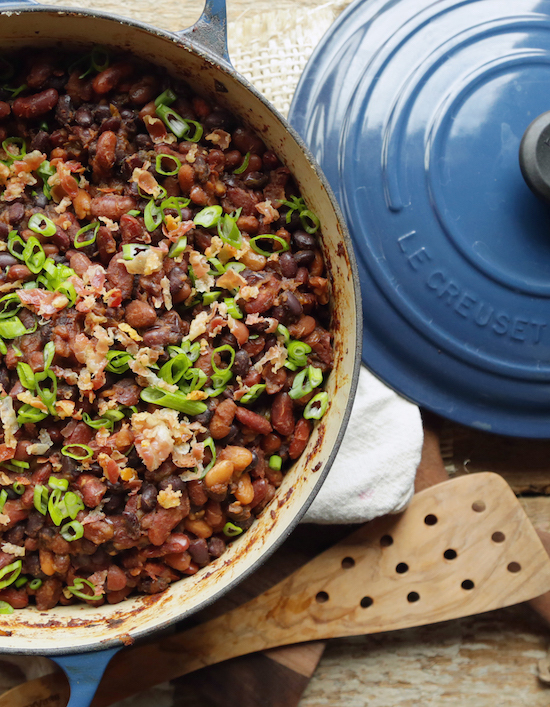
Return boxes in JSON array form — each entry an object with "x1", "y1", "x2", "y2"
[{"x1": 0, "y1": 0, "x2": 229, "y2": 704}]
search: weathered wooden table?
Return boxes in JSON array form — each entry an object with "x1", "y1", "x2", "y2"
[{"x1": 2, "y1": 0, "x2": 550, "y2": 704}]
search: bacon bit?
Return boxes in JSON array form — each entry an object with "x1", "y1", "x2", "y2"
[
  {"x1": 121, "y1": 247, "x2": 164, "y2": 276},
  {"x1": 216, "y1": 268, "x2": 247, "y2": 291},
  {"x1": 118, "y1": 322, "x2": 143, "y2": 342},
  {"x1": 240, "y1": 285, "x2": 260, "y2": 301},
  {"x1": 205, "y1": 129, "x2": 231, "y2": 150},
  {"x1": 17, "y1": 288, "x2": 69, "y2": 317},
  {"x1": 186, "y1": 390, "x2": 208, "y2": 401},
  {"x1": 129, "y1": 165, "x2": 162, "y2": 199},
  {"x1": 120, "y1": 467, "x2": 137, "y2": 482},
  {"x1": 0, "y1": 163, "x2": 9, "y2": 186},
  {"x1": 157, "y1": 486, "x2": 182, "y2": 509},
  {"x1": 98, "y1": 453, "x2": 120, "y2": 484},
  {"x1": 54, "y1": 196, "x2": 72, "y2": 213},
  {"x1": 162, "y1": 218, "x2": 195, "y2": 242},
  {"x1": 186, "y1": 145, "x2": 198, "y2": 164},
  {"x1": 254, "y1": 343, "x2": 288, "y2": 373},
  {"x1": 189, "y1": 250, "x2": 209, "y2": 280},
  {"x1": 0, "y1": 445, "x2": 15, "y2": 463},
  {"x1": 104, "y1": 288, "x2": 122, "y2": 308},
  {"x1": 245, "y1": 313, "x2": 278, "y2": 333},
  {"x1": 143, "y1": 116, "x2": 176, "y2": 145},
  {"x1": 73, "y1": 325, "x2": 113, "y2": 391},
  {"x1": 0, "y1": 515, "x2": 10, "y2": 526},
  {"x1": 160, "y1": 276, "x2": 173, "y2": 311},
  {"x1": 55, "y1": 400, "x2": 75, "y2": 419},
  {"x1": 255, "y1": 200, "x2": 279, "y2": 224},
  {"x1": 2, "y1": 543, "x2": 24, "y2": 557},
  {"x1": 55, "y1": 160, "x2": 79, "y2": 199},
  {"x1": 98, "y1": 216, "x2": 118, "y2": 232},
  {"x1": 83, "y1": 264, "x2": 107, "y2": 292},
  {"x1": 16, "y1": 390, "x2": 47, "y2": 411}
]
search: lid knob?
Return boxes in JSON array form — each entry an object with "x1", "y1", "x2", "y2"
[{"x1": 519, "y1": 110, "x2": 550, "y2": 203}]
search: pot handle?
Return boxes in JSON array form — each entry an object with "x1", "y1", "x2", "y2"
[
  {"x1": 49, "y1": 647, "x2": 121, "y2": 707},
  {"x1": 178, "y1": 0, "x2": 231, "y2": 66}
]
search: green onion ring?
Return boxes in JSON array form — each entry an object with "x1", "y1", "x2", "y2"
[
  {"x1": 67, "y1": 578, "x2": 103, "y2": 601},
  {"x1": 223, "y1": 522, "x2": 243, "y2": 537},
  {"x1": 28, "y1": 213, "x2": 56, "y2": 237},
  {"x1": 61, "y1": 444, "x2": 93, "y2": 461},
  {"x1": 249, "y1": 234, "x2": 290, "y2": 257},
  {"x1": 303, "y1": 392, "x2": 329, "y2": 420},
  {"x1": 60, "y1": 520, "x2": 84, "y2": 542},
  {"x1": 63, "y1": 491, "x2": 84, "y2": 520},
  {"x1": 194, "y1": 205, "x2": 222, "y2": 228},
  {"x1": 233, "y1": 152, "x2": 250, "y2": 175},
  {"x1": 0, "y1": 560, "x2": 22, "y2": 590},
  {"x1": 155, "y1": 152, "x2": 181, "y2": 176},
  {"x1": 74, "y1": 222, "x2": 99, "y2": 249}
]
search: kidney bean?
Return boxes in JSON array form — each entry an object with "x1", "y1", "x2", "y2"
[
  {"x1": 0, "y1": 101, "x2": 10, "y2": 120},
  {"x1": 288, "y1": 418, "x2": 312, "y2": 459},
  {"x1": 261, "y1": 433, "x2": 282, "y2": 456},
  {"x1": 279, "y1": 252, "x2": 297, "y2": 278},
  {"x1": 288, "y1": 315, "x2": 317, "y2": 339},
  {"x1": 69, "y1": 251, "x2": 93, "y2": 276},
  {"x1": 93, "y1": 130, "x2": 117, "y2": 180},
  {"x1": 210, "y1": 398, "x2": 237, "y2": 439},
  {"x1": 92, "y1": 62, "x2": 133, "y2": 94},
  {"x1": 96, "y1": 225, "x2": 117, "y2": 264},
  {"x1": 187, "y1": 479, "x2": 209, "y2": 507},
  {"x1": 271, "y1": 392, "x2": 295, "y2": 436},
  {"x1": 235, "y1": 407, "x2": 273, "y2": 435},
  {"x1": 0, "y1": 253, "x2": 17, "y2": 269},
  {"x1": 125, "y1": 300, "x2": 157, "y2": 329},
  {"x1": 129, "y1": 76, "x2": 157, "y2": 106},
  {"x1": 76, "y1": 475, "x2": 107, "y2": 508},
  {"x1": 91, "y1": 195, "x2": 137, "y2": 221},
  {"x1": 13, "y1": 88, "x2": 58, "y2": 119},
  {"x1": 7, "y1": 263, "x2": 32, "y2": 282}
]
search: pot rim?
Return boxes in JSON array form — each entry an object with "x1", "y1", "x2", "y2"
[{"x1": 0, "y1": 3, "x2": 363, "y2": 654}]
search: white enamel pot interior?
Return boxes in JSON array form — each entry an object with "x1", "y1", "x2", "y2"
[{"x1": 0, "y1": 3, "x2": 361, "y2": 655}]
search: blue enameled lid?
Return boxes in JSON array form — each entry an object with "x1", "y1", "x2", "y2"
[{"x1": 289, "y1": 0, "x2": 550, "y2": 437}]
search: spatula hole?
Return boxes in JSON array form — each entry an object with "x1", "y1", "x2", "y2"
[
  {"x1": 315, "y1": 591, "x2": 329, "y2": 603},
  {"x1": 507, "y1": 562, "x2": 521, "y2": 573},
  {"x1": 380, "y1": 535, "x2": 393, "y2": 547},
  {"x1": 407, "y1": 591, "x2": 420, "y2": 603},
  {"x1": 444, "y1": 549, "x2": 457, "y2": 560},
  {"x1": 461, "y1": 579, "x2": 475, "y2": 590},
  {"x1": 472, "y1": 501, "x2": 486, "y2": 512},
  {"x1": 360, "y1": 596, "x2": 373, "y2": 608},
  {"x1": 424, "y1": 514, "x2": 438, "y2": 526},
  {"x1": 341, "y1": 557, "x2": 355, "y2": 569},
  {"x1": 396, "y1": 562, "x2": 409, "y2": 574},
  {"x1": 492, "y1": 531, "x2": 505, "y2": 543}
]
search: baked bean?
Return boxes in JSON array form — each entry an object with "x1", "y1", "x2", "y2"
[
  {"x1": 184, "y1": 518, "x2": 213, "y2": 539},
  {"x1": 178, "y1": 163, "x2": 195, "y2": 194},
  {"x1": 289, "y1": 418, "x2": 312, "y2": 459},
  {"x1": 210, "y1": 399, "x2": 237, "y2": 439},
  {"x1": 217, "y1": 446, "x2": 253, "y2": 474},
  {"x1": 271, "y1": 393, "x2": 295, "y2": 436},
  {"x1": 7, "y1": 263, "x2": 32, "y2": 281},
  {"x1": 91, "y1": 195, "x2": 137, "y2": 220},
  {"x1": 204, "y1": 460, "x2": 234, "y2": 488},
  {"x1": 125, "y1": 300, "x2": 157, "y2": 329},
  {"x1": 13, "y1": 88, "x2": 58, "y2": 119}
]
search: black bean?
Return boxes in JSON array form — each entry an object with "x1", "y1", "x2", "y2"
[
  {"x1": 94, "y1": 105, "x2": 112, "y2": 123},
  {"x1": 279, "y1": 252, "x2": 297, "y2": 278},
  {"x1": 180, "y1": 207, "x2": 193, "y2": 221},
  {"x1": 8, "y1": 202, "x2": 24, "y2": 225},
  {"x1": 158, "y1": 475, "x2": 185, "y2": 493},
  {"x1": 123, "y1": 511, "x2": 141, "y2": 539},
  {"x1": 294, "y1": 250, "x2": 316, "y2": 268},
  {"x1": 120, "y1": 109, "x2": 135, "y2": 120},
  {"x1": 30, "y1": 130, "x2": 52, "y2": 154},
  {"x1": 195, "y1": 408, "x2": 214, "y2": 426},
  {"x1": 233, "y1": 349, "x2": 251, "y2": 378},
  {"x1": 0, "y1": 222, "x2": 9, "y2": 240},
  {"x1": 281, "y1": 291, "x2": 303, "y2": 321},
  {"x1": 99, "y1": 116, "x2": 121, "y2": 133},
  {"x1": 135, "y1": 133, "x2": 153, "y2": 150},
  {"x1": 75, "y1": 106, "x2": 93, "y2": 127},
  {"x1": 208, "y1": 536, "x2": 226, "y2": 558},
  {"x1": 55, "y1": 94, "x2": 73, "y2": 125},
  {"x1": 34, "y1": 192, "x2": 49, "y2": 208},
  {"x1": 188, "y1": 537, "x2": 210, "y2": 566},
  {"x1": 224, "y1": 423, "x2": 240, "y2": 444},
  {"x1": 140, "y1": 483, "x2": 158, "y2": 513},
  {"x1": 102, "y1": 494, "x2": 124, "y2": 514},
  {"x1": 194, "y1": 230, "x2": 212, "y2": 252},
  {"x1": 48, "y1": 75, "x2": 66, "y2": 91},
  {"x1": 243, "y1": 171, "x2": 268, "y2": 189},
  {"x1": 203, "y1": 110, "x2": 235, "y2": 132},
  {"x1": 292, "y1": 229, "x2": 317, "y2": 250},
  {"x1": 277, "y1": 208, "x2": 301, "y2": 232}
]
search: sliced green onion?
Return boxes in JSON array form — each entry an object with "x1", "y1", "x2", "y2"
[
  {"x1": 37, "y1": 160, "x2": 55, "y2": 200},
  {"x1": 0, "y1": 601, "x2": 13, "y2": 614},
  {"x1": 225, "y1": 262, "x2": 246, "y2": 273},
  {"x1": 233, "y1": 152, "x2": 250, "y2": 175},
  {"x1": 7, "y1": 230, "x2": 25, "y2": 261},
  {"x1": 217, "y1": 213, "x2": 242, "y2": 249},
  {"x1": 276, "y1": 324, "x2": 290, "y2": 344},
  {"x1": 28, "y1": 213, "x2": 56, "y2": 237},
  {"x1": 82, "y1": 412, "x2": 113, "y2": 431},
  {"x1": 12, "y1": 481, "x2": 25, "y2": 496},
  {"x1": 17, "y1": 404, "x2": 48, "y2": 426},
  {"x1": 155, "y1": 153, "x2": 181, "y2": 176},
  {"x1": 35, "y1": 369, "x2": 57, "y2": 415},
  {"x1": 60, "y1": 520, "x2": 84, "y2": 542},
  {"x1": 105, "y1": 350, "x2": 133, "y2": 374},
  {"x1": 103, "y1": 409, "x2": 125, "y2": 423},
  {"x1": 0, "y1": 317, "x2": 28, "y2": 339},
  {"x1": 287, "y1": 340, "x2": 311, "y2": 367},
  {"x1": 63, "y1": 491, "x2": 84, "y2": 520},
  {"x1": 2, "y1": 137, "x2": 26, "y2": 164},
  {"x1": 74, "y1": 222, "x2": 99, "y2": 249},
  {"x1": 300, "y1": 209, "x2": 320, "y2": 234},
  {"x1": 303, "y1": 392, "x2": 329, "y2": 419},
  {"x1": 288, "y1": 365, "x2": 323, "y2": 400},
  {"x1": 160, "y1": 195, "x2": 190, "y2": 222},
  {"x1": 43, "y1": 341, "x2": 55, "y2": 371},
  {"x1": 154, "y1": 88, "x2": 177, "y2": 107},
  {"x1": 61, "y1": 444, "x2": 93, "y2": 461},
  {"x1": 0, "y1": 560, "x2": 22, "y2": 590},
  {"x1": 11, "y1": 345, "x2": 23, "y2": 357},
  {"x1": 122, "y1": 243, "x2": 149, "y2": 261},
  {"x1": 269, "y1": 455, "x2": 282, "y2": 471},
  {"x1": 140, "y1": 387, "x2": 207, "y2": 415},
  {"x1": 249, "y1": 234, "x2": 289, "y2": 257},
  {"x1": 194, "y1": 205, "x2": 223, "y2": 228},
  {"x1": 22, "y1": 236, "x2": 46, "y2": 274},
  {"x1": 0, "y1": 489, "x2": 7, "y2": 513},
  {"x1": 0, "y1": 339, "x2": 6, "y2": 355},
  {"x1": 127, "y1": 209, "x2": 141, "y2": 217},
  {"x1": 0, "y1": 293, "x2": 21, "y2": 321},
  {"x1": 211, "y1": 344, "x2": 236, "y2": 374},
  {"x1": 202, "y1": 291, "x2": 221, "y2": 306},
  {"x1": 184, "y1": 120, "x2": 203, "y2": 143},
  {"x1": 29, "y1": 578, "x2": 42, "y2": 590},
  {"x1": 15, "y1": 576, "x2": 27, "y2": 588},
  {"x1": 48, "y1": 476, "x2": 69, "y2": 491},
  {"x1": 91, "y1": 45, "x2": 110, "y2": 72},
  {"x1": 202, "y1": 436, "x2": 216, "y2": 475},
  {"x1": 144, "y1": 200, "x2": 163, "y2": 232},
  {"x1": 16, "y1": 362, "x2": 35, "y2": 391},
  {"x1": 155, "y1": 104, "x2": 189, "y2": 138},
  {"x1": 282, "y1": 196, "x2": 305, "y2": 223},
  {"x1": 47, "y1": 489, "x2": 67, "y2": 526},
  {"x1": 158, "y1": 353, "x2": 191, "y2": 385},
  {"x1": 179, "y1": 366, "x2": 207, "y2": 393},
  {"x1": 224, "y1": 297, "x2": 243, "y2": 320},
  {"x1": 208, "y1": 257, "x2": 225, "y2": 276},
  {"x1": 239, "y1": 383, "x2": 266, "y2": 404},
  {"x1": 223, "y1": 522, "x2": 243, "y2": 537},
  {"x1": 168, "y1": 236, "x2": 187, "y2": 258},
  {"x1": 67, "y1": 577, "x2": 103, "y2": 601}
]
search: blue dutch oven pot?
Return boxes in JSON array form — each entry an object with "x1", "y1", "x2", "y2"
[{"x1": 0, "y1": 1, "x2": 361, "y2": 703}]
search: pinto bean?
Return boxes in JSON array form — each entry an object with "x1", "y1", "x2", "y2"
[
  {"x1": 125, "y1": 300, "x2": 157, "y2": 329},
  {"x1": 271, "y1": 392, "x2": 295, "y2": 436},
  {"x1": 13, "y1": 88, "x2": 58, "y2": 119},
  {"x1": 91, "y1": 195, "x2": 137, "y2": 220},
  {"x1": 106, "y1": 564, "x2": 127, "y2": 592},
  {"x1": 92, "y1": 62, "x2": 133, "y2": 94},
  {"x1": 288, "y1": 315, "x2": 316, "y2": 340},
  {"x1": 106, "y1": 250, "x2": 133, "y2": 300},
  {"x1": 7, "y1": 264, "x2": 32, "y2": 281},
  {"x1": 93, "y1": 130, "x2": 117, "y2": 180},
  {"x1": 76, "y1": 475, "x2": 107, "y2": 508},
  {"x1": 289, "y1": 418, "x2": 312, "y2": 459},
  {"x1": 210, "y1": 398, "x2": 237, "y2": 439},
  {"x1": 235, "y1": 407, "x2": 273, "y2": 435}
]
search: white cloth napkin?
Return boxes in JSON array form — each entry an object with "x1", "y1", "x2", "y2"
[{"x1": 304, "y1": 366, "x2": 423, "y2": 524}]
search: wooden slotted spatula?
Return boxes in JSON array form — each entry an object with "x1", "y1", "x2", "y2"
[{"x1": 4, "y1": 471, "x2": 550, "y2": 707}]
